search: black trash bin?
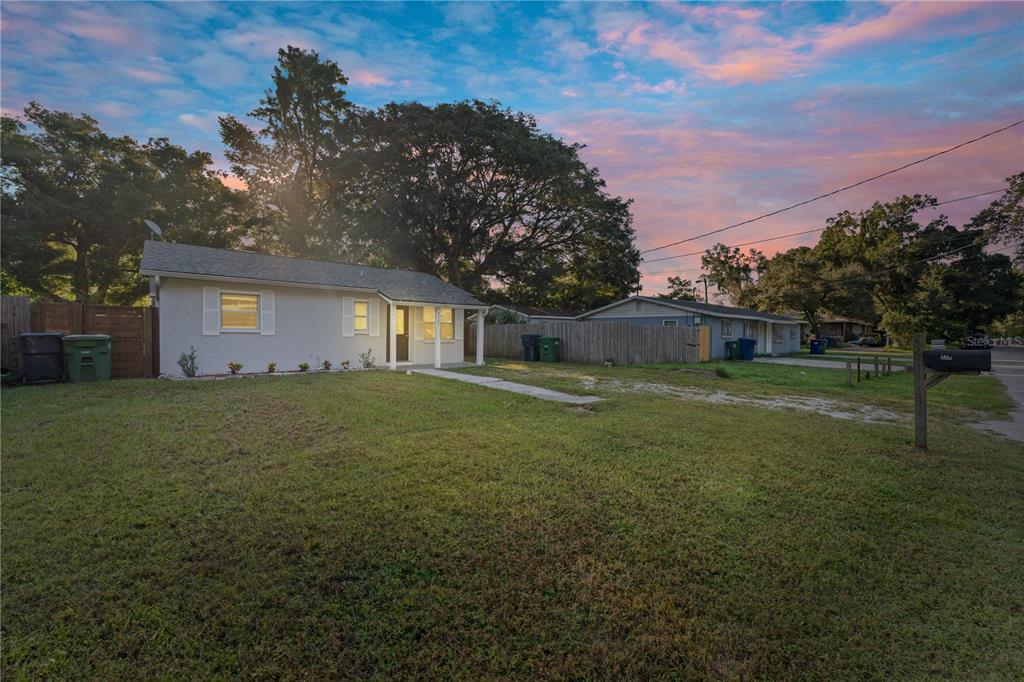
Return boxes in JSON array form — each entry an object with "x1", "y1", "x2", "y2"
[
  {"x1": 521, "y1": 334, "x2": 542, "y2": 361},
  {"x1": 19, "y1": 332, "x2": 64, "y2": 384}
]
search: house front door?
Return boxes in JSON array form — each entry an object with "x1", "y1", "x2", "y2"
[{"x1": 387, "y1": 306, "x2": 410, "y2": 362}]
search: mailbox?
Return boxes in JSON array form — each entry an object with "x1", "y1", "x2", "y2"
[{"x1": 922, "y1": 349, "x2": 991, "y2": 372}]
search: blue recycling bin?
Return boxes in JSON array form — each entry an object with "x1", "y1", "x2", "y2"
[
  {"x1": 809, "y1": 339, "x2": 826, "y2": 355},
  {"x1": 738, "y1": 337, "x2": 757, "y2": 361}
]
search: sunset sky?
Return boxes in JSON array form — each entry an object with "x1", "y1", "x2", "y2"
[{"x1": 3, "y1": 1, "x2": 1022, "y2": 295}]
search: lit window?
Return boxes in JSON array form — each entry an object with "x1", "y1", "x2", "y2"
[
  {"x1": 662, "y1": 320, "x2": 678, "y2": 327},
  {"x1": 693, "y1": 315, "x2": 703, "y2": 325},
  {"x1": 396, "y1": 308, "x2": 406, "y2": 335},
  {"x1": 722, "y1": 320, "x2": 733, "y2": 338},
  {"x1": 354, "y1": 300, "x2": 369, "y2": 333},
  {"x1": 221, "y1": 293, "x2": 259, "y2": 330},
  {"x1": 423, "y1": 306, "x2": 454, "y2": 341}
]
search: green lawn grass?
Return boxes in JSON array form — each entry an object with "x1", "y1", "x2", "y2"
[{"x1": 3, "y1": 370, "x2": 1023, "y2": 679}]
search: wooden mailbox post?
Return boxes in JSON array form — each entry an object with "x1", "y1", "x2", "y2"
[{"x1": 912, "y1": 333, "x2": 991, "y2": 449}]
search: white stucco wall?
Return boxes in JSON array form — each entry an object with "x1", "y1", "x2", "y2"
[{"x1": 158, "y1": 277, "x2": 466, "y2": 376}]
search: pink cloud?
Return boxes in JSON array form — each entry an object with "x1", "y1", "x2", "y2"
[
  {"x1": 544, "y1": 108, "x2": 1024, "y2": 296},
  {"x1": 814, "y1": 2, "x2": 988, "y2": 54},
  {"x1": 220, "y1": 175, "x2": 247, "y2": 191},
  {"x1": 348, "y1": 70, "x2": 394, "y2": 87},
  {"x1": 598, "y1": 3, "x2": 1022, "y2": 86},
  {"x1": 122, "y1": 67, "x2": 175, "y2": 84},
  {"x1": 629, "y1": 78, "x2": 685, "y2": 96}
]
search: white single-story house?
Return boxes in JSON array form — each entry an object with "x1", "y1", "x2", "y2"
[
  {"x1": 140, "y1": 240, "x2": 487, "y2": 377},
  {"x1": 488, "y1": 304, "x2": 581, "y2": 322},
  {"x1": 576, "y1": 296, "x2": 801, "y2": 359}
]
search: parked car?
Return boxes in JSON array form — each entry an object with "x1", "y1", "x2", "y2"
[{"x1": 851, "y1": 333, "x2": 884, "y2": 347}]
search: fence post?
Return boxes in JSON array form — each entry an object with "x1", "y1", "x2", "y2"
[
  {"x1": 845, "y1": 361, "x2": 852, "y2": 386},
  {"x1": 857, "y1": 357, "x2": 861, "y2": 382}
]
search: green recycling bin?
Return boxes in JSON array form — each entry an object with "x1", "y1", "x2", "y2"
[
  {"x1": 63, "y1": 334, "x2": 112, "y2": 382},
  {"x1": 725, "y1": 340, "x2": 741, "y2": 360},
  {"x1": 538, "y1": 336, "x2": 561, "y2": 363}
]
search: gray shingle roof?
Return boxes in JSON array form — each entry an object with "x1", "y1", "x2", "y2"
[
  {"x1": 580, "y1": 296, "x2": 799, "y2": 323},
  {"x1": 140, "y1": 241, "x2": 484, "y2": 306}
]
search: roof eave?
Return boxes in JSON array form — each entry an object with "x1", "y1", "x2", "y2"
[{"x1": 142, "y1": 269, "x2": 486, "y2": 308}]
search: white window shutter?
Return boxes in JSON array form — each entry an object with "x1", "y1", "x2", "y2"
[
  {"x1": 454, "y1": 309, "x2": 464, "y2": 341},
  {"x1": 413, "y1": 307, "x2": 423, "y2": 340},
  {"x1": 369, "y1": 299, "x2": 380, "y2": 337},
  {"x1": 203, "y1": 287, "x2": 220, "y2": 336},
  {"x1": 342, "y1": 296, "x2": 354, "y2": 337},
  {"x1": 260, "y1": 290, "x2": 275, "y2": 335}
]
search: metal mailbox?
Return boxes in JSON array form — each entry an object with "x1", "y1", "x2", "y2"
[{"x1": 922, "y1": 349, "x2": 991, "y2": 373}]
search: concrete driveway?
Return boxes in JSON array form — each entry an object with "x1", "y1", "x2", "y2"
[{"x1": 973, "y1": 346, "x2": 1024, "y2": 444}]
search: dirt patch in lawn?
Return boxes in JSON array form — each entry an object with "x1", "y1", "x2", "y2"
[{"x1": 580, "y1": 377, "x2": 906, "y2": 424}]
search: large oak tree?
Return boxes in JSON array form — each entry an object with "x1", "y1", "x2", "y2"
[{"x1": 342, "y1": 99, "x2": 640, "y2": 305}]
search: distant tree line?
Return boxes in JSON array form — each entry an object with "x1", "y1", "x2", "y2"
[
  {"x1": 658, "y1": 179, "x2": 1024, "y2": 345},
  {"x1": 1, "y1": 46, "x2": 641, "y2": 310}
]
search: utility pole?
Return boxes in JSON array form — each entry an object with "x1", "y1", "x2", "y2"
[{"x1": 697, "y1": 277, "x2": 709, "y2": 303}]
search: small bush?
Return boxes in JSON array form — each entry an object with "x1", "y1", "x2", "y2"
[
  {"x1": 340, "y1": 360, "x2": 350, "y2": 369},
  {"x1": 714, "y1": 366, "x2": 731, "y2": 379},
  {"x1": 266, "y1": 362, "x2": 277, "y2": 373},
  {"x1": 358, "y1": 349, "x2": 376, "y2": 369},
  {"x1": 227, "y1": 362, "x2": 243, "y2": 375},
  {"x1": 298, "y1": 362, "x2": 310, "y2": 372},
  {"x1": 177, "y1": 347, "x2": 198, "y2": 378},
  {"x1": 321, "y1": 360, "x2": 332, "y2": 371}
]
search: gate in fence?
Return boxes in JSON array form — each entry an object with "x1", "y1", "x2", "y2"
[{"x1": 1, "y1": 296, "x2": 158, "y2": 378}]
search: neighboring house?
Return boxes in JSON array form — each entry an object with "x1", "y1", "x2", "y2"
[
  {"x1": 796, "y1": 315, "x2": 875, "y2": 341},
  {"x1": 576, "y1": 296, "x2": 801, "y2": 359},
  {"x1": 488, "y1": 304, "x2": 581, "y2": 322},
  {"x1": 140, "y1": 241, "x2": 487, "y2": 377}
]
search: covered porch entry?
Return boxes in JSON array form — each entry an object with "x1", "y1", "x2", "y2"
[{"x1": 382, "y1": 299, "x2": 487, "y2": 370}]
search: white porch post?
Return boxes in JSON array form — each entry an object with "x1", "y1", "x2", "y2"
[
  {"x1": 388, "y1": 302, "x2": 397, "y2": 370},
  {"x1": 433, "y1": 307, "x2": 442, "y2": 368},
  {"x1": 476, "y1": 311, "x2": 485, "y2": 365},
  {"x1": 766, "y1": 322, "x2": 773, "y2": 356}
]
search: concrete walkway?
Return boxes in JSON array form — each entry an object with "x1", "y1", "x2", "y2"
[
  {"x1": 973, "y1": 347, "x2": 1024, "y2": 444},
  {"x1": 412, "y1": 368, "x2": 602, "y2": 404}
]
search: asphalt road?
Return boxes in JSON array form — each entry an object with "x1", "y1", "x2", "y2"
[{"x1": 974, "y1": 346, "x2": 1024, "y2": 444}]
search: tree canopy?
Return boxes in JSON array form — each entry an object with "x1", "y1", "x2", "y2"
[
  {"x1": 1, "y1": 103, "x2": 243, "y2": 303},
  {"x1": 220, "y1": 46, "x2": 356, "y2": 258},
  {"x1": 343, "y1": 99, "x2": 639, "y2": 306},
  {"x1": 657, "y1": 276, "x2": 700, "y2": 302}
]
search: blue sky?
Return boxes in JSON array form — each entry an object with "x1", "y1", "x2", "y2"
[{"x1": 3, "y1": 1, "x2": 1022, "y2": 293}]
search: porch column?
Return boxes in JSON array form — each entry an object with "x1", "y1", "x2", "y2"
[
  {"x1": 433, "y1": 307, "x2": 442, "y2": 368},
  {"x1": 388, "y1": 302, "x2": 397, "y2": 370},
  {"x1": 766, "y1": 322, "x2": 773, "y2": 356},
  {"x1": 475, "y1": 311, "x2": 485, "y2": 365}
]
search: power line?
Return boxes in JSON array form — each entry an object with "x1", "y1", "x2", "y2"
[
  {"x1": 639, "y1": 187, "x2": 1009, "y2": 271},
  {"x1": 639, "y1": 119, "x2": 1024, "y2": 255}
]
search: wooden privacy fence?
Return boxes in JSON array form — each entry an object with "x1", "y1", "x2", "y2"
[
  {"x1": 1, "y1": 296, "x2": 158, "y2": 378},
  {"x1": 465, "y1": 321, "x2": 702, "y2": 365}
]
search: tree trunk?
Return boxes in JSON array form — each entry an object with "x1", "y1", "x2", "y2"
[{"x1": 73, "y1": 242, "x2": 89, "y2": 302}]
